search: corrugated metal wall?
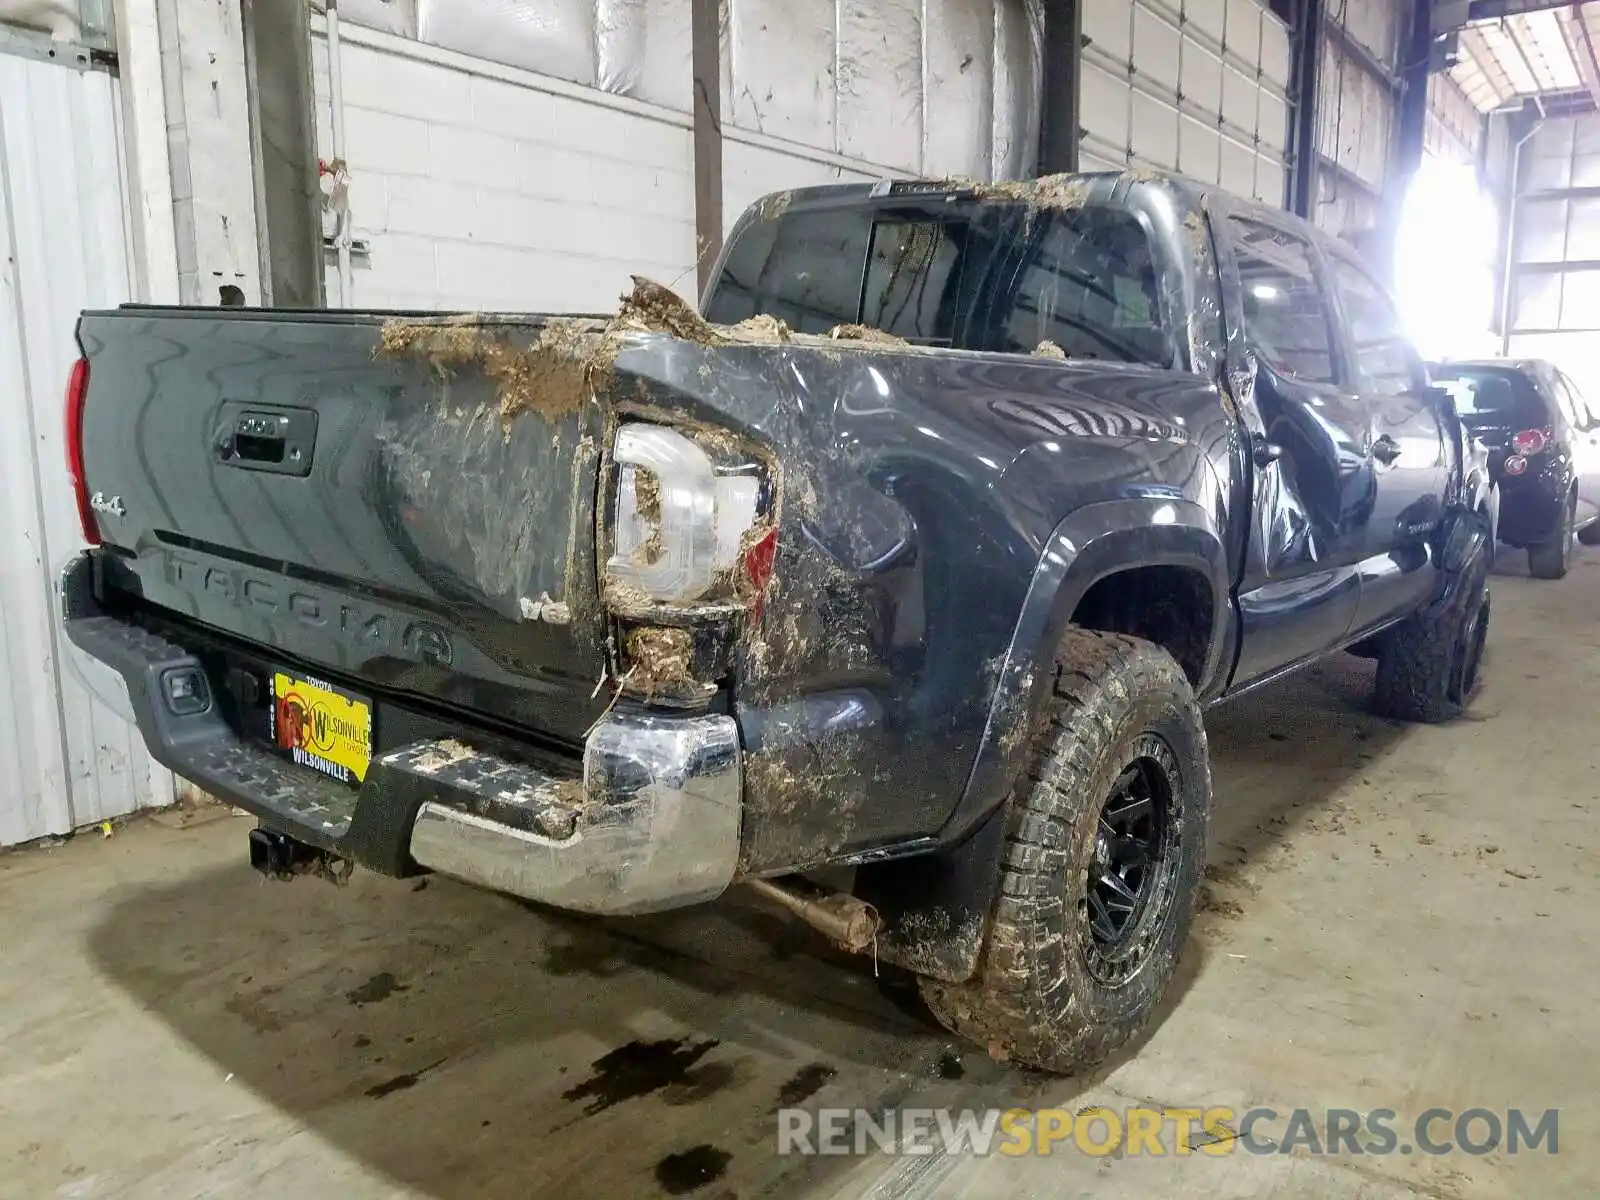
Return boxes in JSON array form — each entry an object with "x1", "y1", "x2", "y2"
[
  {"x1": 1506, "y1": 111, "x2": 1600, "y2": 405},
  {"x1": 1425, "y1": 71, "x2": 1484, "y2": 166},
  {"x1": 0, "y1": 52, "x2": 174, "y2": 846},
  {"x1": 1079, "y1": 0, "x2": 1292, "y2": 204},
  {"x1": 1312, "y1": 0, "x2": 1406, "y2": 236},
  {"x1": 312, "y1": 0, "x2": 1043, "y2": 180}
]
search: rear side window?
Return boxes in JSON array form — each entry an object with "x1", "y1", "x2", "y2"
[
  {"x1": 982, "y1": 208, "x2": 1169, "y2": 364},
  {"x1": 1330, "y1": 257, "x2": 1419, "y2": 395},
  {"x1": 1230, "y1": 219, "x2": 1336, "y2": 384},
  {"x1": 706, "y1": 207, "x2": 870, "y2": 333}
]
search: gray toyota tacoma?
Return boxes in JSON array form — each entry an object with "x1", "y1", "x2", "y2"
[{"x1": 60, "y1": 173, "x2": 1492, "y2": 1073}]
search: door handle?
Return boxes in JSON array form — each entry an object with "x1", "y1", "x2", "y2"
[
  {"x1": 1371, "y1": 435, "x2": 1402, "y2": 464},
  {"x1": 1251, "y1": 432, "x2": 1283, "y2": 468}
]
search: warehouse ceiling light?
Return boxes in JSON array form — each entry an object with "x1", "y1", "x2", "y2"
[{"x1": 1395, "y1": 158, "x2": 1499, "y2": 359}]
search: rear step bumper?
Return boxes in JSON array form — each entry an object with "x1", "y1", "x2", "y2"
[{"x1": 59, "y1": 551, "x2": 743, "y2": 915}]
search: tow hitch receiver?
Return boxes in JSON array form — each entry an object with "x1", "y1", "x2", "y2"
[{"x1": 248, "y1": 827, "x2": 353, "y2": 884}]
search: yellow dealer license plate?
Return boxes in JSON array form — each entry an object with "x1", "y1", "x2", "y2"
[{"x1": 269, "y1": 671, "x2": 372, "y2": 786}]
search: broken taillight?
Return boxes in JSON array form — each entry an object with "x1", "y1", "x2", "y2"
[
  {"x1": 742, "y1": 525, "x2": 779, "y2": 619},
  {"x1": 65, "y1": 355, "x2": 98, "y2": 546},
  {"x1": 604, "y1": 422, "x2": 771, "y2": 607}
]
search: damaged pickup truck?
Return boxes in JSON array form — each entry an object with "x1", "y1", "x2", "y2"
[{"x1": 60, "y1": 173, "x2": 1492, "y2": 1073}]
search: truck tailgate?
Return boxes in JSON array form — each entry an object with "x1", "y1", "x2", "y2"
[{"x1": 75, "y1": 308, "x2": 608, "y2": 745}]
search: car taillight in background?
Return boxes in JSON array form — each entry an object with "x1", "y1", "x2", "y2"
[
  {"x1": 1511, "y1": 426, "x2": 1551, "y2": 457},
  {"x1": 64, "y1": 355, "x2": 98, "y2": 546},
  {"x1": 604, "y1": 422, "x2": 772, "y2": 607}
]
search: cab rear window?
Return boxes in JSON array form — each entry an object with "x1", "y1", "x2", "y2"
[{"x1": 705, "y1": 198, "x2": 1174, "y2": 366}]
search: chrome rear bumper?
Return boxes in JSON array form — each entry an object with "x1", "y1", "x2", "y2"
[{"x1": 407, "y1": 711, "x2": 742, "y2": 915}]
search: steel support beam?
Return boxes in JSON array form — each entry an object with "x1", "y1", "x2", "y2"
[
  {"x1": 241, "y1": 0, "x2": 323, "y2": 307},
  {"x1": 1366, "y1": 0, "x2": 1435, "y2": 282},
  {"x1": 155, "y1": 0, "x2": 262, "y2": 305},
  {"x1": 1289, "y1": 0, "x2": 1324, "y2": 217},
  {"x1": 1395, "y1": 0, "x2": 1434, "y2": 186},
  {"x1": 1038, "y1": 0, "x2": 1082, "y2": 176},
  {"x1": 691, "y1": 0, "x2": 723, "y2": 299}
]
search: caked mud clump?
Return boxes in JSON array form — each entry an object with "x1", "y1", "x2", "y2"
[
  {"x1": 729, "y1": 313, "x2": 793, "y2": 342},
  {"x1": 754, "y1": 190, "x2": 793, "y2": 223},
  {"x1": 950, "y1": 173, "x2": 1095, "y2": 212},
  {"x1": 377, "y1": 275, "x2": 719, "y2": 429},
  {"x1": 624, "y1": 626, "x2": 700, "y2": 698},
  {"x1": 827, "y1": 323, "x2": 909, "y2": 346},
  {"x1": 633, "y1": 465, "x2": 664, "y2": 564},
  {"x1": 377, "y1": 314, "x2": 608, "y2": 428},
  {"x1": 614, "y1": 275, "x2": 722, "y2": 345},
  {"x1": 378, "y1": 274, "x2": 927, "y2": 439}
]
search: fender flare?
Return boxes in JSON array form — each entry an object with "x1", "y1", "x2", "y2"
[
  {"x1": 859, "y1": 497, "x2": 1230, "y2": 983},
  {"x1": 946, "y1": 497, "x2": 1230, "y2": 845}
]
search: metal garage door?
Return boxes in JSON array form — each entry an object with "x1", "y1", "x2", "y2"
[
  {"x1": 1080, "y1": 0, "x2": 1292, "y2": 204},
  {"x1": 0, "y1": 51, "x2": 173, "y2": 845}
]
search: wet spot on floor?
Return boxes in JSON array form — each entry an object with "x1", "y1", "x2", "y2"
[
  {"x1": 653, "y1": 1144, "x2": 731, "y2": 1195},
  {"x1": 364, "y1": 1058, "x2": 446, "y2": 1099},
  {"x1": 661, "y1": 1059, "x2": 744, "y2": 1106},
  {"x1": 346, "y1": 972, "x2": 407, "y2": 1005},
  {"x1": 561, "y1": 1037, "x2": 719, "y2": 1115},
  {"x1": 223, "y1": 993, "x2": 284, "y2": 1034},
  {"x1": 543, "y1": 940, "x2": 622, "y2": 978},
  {"x1": 935, "y1": 1050, "x2": 964, "y2": 1080},
  {"x1": 775, "y1": 1062, "x2": 837, "y2": 1108}
]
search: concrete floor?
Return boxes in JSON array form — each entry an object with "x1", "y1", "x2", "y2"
[{"x1": 4, "y1": 553, "x2": 1599, "y2": 1200}]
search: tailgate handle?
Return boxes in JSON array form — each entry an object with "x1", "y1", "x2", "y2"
[
  {"x1": 216, "y1": 405, "x2": 317, "y2": 477},
  {"x1": 234, "y1": 413, "x2": 287, "y2": 462}
]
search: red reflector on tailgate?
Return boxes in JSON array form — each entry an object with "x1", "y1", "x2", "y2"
[{"x1": 65, "y1": 355, "x2": 98, "y2": 546}]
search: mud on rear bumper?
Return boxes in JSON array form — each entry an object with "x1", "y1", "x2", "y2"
[{"x1": 58, "y1": 552, "x2": 742, "y2": 915}]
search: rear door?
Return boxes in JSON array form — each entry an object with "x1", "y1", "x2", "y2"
[
  {"x1": 1224, "y1": 215, "x2": 1367, "y2": 685},
  {"x1": 1325, "y1": 251, "x2": 1449, "y2": 633}
]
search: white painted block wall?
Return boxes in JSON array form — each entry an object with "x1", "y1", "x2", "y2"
[{"x1": 313, "y1": 27, "x2": 698, "y2": 311}]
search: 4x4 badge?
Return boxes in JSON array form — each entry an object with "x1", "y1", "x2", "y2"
[{"x1": 90, "y1": 492, "x2": 125, "y2": 518}]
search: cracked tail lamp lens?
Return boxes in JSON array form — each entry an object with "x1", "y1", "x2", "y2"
[{"x1": 606, "y1": 423, "x2": 764, "y2": 604}]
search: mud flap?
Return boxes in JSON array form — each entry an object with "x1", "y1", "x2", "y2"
[{"x1": 853, "y1": 801, "x2": 1009, "y2": 983}]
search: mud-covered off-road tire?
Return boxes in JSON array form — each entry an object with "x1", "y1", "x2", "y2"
[
  {"x1": 918, "y1": 630, "x2": 1209, "y2": 1075},
  {"x1": 1528, "y1": 492, "x2": 1575, "y2": 579},
  {"x1": 1373, "y1": 549, "x2": 1490, "y2": 723}
]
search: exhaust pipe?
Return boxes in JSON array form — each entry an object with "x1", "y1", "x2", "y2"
[{"x1": 745, "y1": 876, "x2": 881, "y2": 954}]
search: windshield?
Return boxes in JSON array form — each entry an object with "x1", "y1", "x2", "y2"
[{"x1": 706, "y1": 198, "x2": 1175, "y2": 367}]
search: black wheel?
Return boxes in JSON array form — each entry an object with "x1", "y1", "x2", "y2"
[
  {"x1": 1578, "y1": 515, "x2": 1600, "y2": 547},
  {"x1": 918, "y1": 629, "x2": 1209, "y2": 1075},
  {"x1": 1528, "y1": 493, "x2": 1575, "y2": 579},
  {"x1": 1373, "y1": 550, "x2": 1490, "y2": 723}
]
